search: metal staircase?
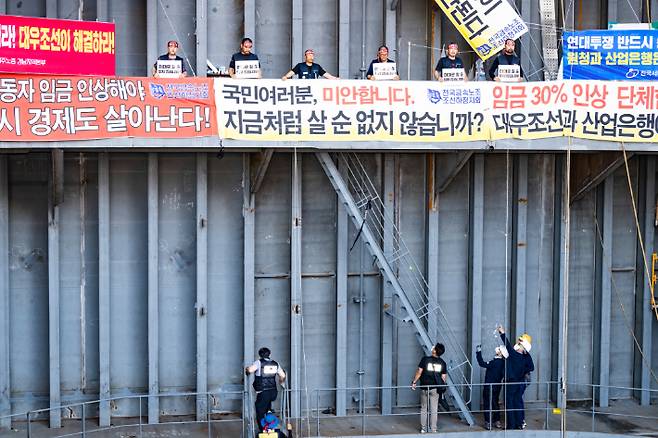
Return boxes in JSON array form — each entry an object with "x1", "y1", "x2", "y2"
[{"x1": 316, "y1": 152, "x2": 475, "y2": 426}]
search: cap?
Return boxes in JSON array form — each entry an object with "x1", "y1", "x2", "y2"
[{"x1": 167, "y1": 40, "x2": 179, "y2": 48}]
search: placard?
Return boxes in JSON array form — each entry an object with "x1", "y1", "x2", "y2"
[
  {"x1": 442, "y1": 68, "x2": 466, "y2": 82},
  {"x1": 234, "y1": 60, "x2": 261, "y2": 79},
  {"x1": 156, "y1": 60, "x2": 182, "y2": 78},
  {"x1": 373, "y1": 63, "x2": 398, "y2": 80},
  {"x1": 498, "y1": 65, "x2": 521, "y2": 82}
]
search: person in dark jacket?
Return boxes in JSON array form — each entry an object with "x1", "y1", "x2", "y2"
[
  {"x1": 497, "y1": 326, "x2": 534, "y2": 430},
  {"x1": 488, "y1": 39, "x2": 524, "y2": 81},
  {"x1": 476, "y1": 344, "x2": 508, "y2": 429},
  {"x1": 246, "y1": 347, "x2": 286, "y2": 430}
]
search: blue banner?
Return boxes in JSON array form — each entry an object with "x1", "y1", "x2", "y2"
[{"x1": 563, "y1": 30, "x2": 658, "y2": 80}]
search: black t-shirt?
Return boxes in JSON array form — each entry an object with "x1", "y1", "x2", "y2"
[
  {"x1": 418, "y1": 356, "x2": 447, "y2": 388},
  {"x1": 291, "y1": 62, "x2": 326, "y2": 79},
  {"x1": 154, "y1": 54, "x2": 187, "y2": 73},
  {"x1": 366, "y1": 58, "x2": 397, "y2": 77},
  {"x1": 229, "y1": 52, "x2": 260, "y2": 70},
  {"x1": 435, "y1": 56, "x2": 464, "y2": 75}
]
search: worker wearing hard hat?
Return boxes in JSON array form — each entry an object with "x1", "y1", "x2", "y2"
[{"x1": 496, "y1": 326, "x2": 534, "y2": 430}]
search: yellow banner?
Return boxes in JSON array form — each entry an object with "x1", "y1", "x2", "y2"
[
  {"x1": 214, "y1": 79, "x2": 658, "y2": 144},
  {"x1": 433, "y1": 0, "x2": 528, "y2": 61}
]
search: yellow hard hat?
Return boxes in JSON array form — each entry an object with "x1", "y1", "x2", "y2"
[{"x1": 519, "y1": 333, "x2": 532, "y2": 345}]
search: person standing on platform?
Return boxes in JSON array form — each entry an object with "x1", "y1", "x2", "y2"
[
  {"x1": 366, "y1": 45, "x2": 400, "y2": 80},
  {"x1": 488, "y1": 39, "x2": 524, "y2": 82},
  {"x1": 246, "y1": 347, "x2": 286, "y2": 430},
  {"x1": 282, "y1": 49, "x2": 338, "y2": 80},
  {"x1": 411, "y1": 343, "x2": 448, "y2": 433},
  {"x1": 152, "y1": 40, "x2": 187, "y2": 78},
  {"x1": 433, "y1": 42, "x2": 467, "y2": 81},
  {"x1": 497, "y1": 326, "x2": 534, "y2": 430},
  {"x1": 229, "y1": 37, "x2": 261, "y2": 78},
  {"x1": 476, "y1": 344, "x2": 508, "y2": 429}
]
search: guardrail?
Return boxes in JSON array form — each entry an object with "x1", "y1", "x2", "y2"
[{"x1": 1, "y1": 382, "x2": 656, "y2": 438}]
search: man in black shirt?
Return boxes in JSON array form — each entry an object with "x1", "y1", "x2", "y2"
[
  {"x1": 488, "y1": 39, "x2": 524, "y2": 81},
  {"x1": 434, "y1": 42, "x2": 466, "y2": 81},
  {"x1": 412, "y1": 343, "x2": 447, "y2": 433},
  {"x1": 282, "y1": 49, "x2": 337, "y2": 80},
  {"x1": 366, "y1": 45, "x2": 399, "y2": 80},
  {"x1": 152, "y1": 40, "x2": 187, "y2": 78},
  {"x1": 229, "y1": 37, "x2": 261, "y2": 78}
]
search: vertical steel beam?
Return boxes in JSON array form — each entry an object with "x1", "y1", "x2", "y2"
[
  {"x1": 385, "y1": 0, "x2": 397, "y2": 58},
  {"x1": 427, "y1": 154, "x2": 440, "y2": 341},
  {"x1": 196, "y1": 0, "x2": 208, "y2": 77},
  {"x1": 146, "y1": 0, "x2": 157, "y2": 77},
  {"x1": 0, "y1": 0, "x2": 6, "y2": 14},
  {"x1": 598, "y1": 176, "x2": 613, "y2": 407},
  {"x1": 338, "y1": 0, "x2": 351, "y2": 78},
  {"x1": 0, "y1": 156, "x2": 9, "y2": 430},
  {"x1": 196, "y1": 154, "x2": 208, "y2": 420},
  {"x1": 608, "y1": 0, "x2": 619, "y2": 22},
  {"x1": 290, "y1": 154, "x2": 303, "y2": 419},
  {"x1": 514, "y1": 155, "x2": 528, "y2": 337},
  {"x1": 380, "y1": 154, "x2": 395, "y2": 415},
  {"x1": 469, "y1": 155, "x2": 484, "y2": 411},
  {"x1": 98, "y1": 153, "x2": 111, "y2": 427},
  {"x1": 551, "y1": 155, "x2": 564, "y2": 404},
  {"x1": 291, "y1": 0, "x2": 303, "y2": 67},
  {"x1": 48, "y1": 150, "x2": 63, "y2": 428},
  {"x1": 46, "y1": 0, "x2": 58, "y2": 17},
  {"x1": 96, "y1": 0, "x2": 108, "y2": 21},
  {"x1": 147, "y1": 153, "x2": 159, "y2": 424},
  {"x1": 640, "y1": 157, "x2": 655, "y2": 406},
  {"x1": 336, "y1": 201, "x2": 348, "y2": 417},
  {"x1": 244, "y1": 0, "x2": 256, "y2": 40},
  {"x1": 243, "y1": 154, "x2": 255, "y2": 375}
]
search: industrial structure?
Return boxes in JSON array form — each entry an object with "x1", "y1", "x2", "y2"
[{"x1": 0, "y1": 0, "x2": 657, "y2": 437}]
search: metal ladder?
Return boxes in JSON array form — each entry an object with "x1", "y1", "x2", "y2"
[{"x1": 316, "y1": 152, "x2": 475, "y2": 426}]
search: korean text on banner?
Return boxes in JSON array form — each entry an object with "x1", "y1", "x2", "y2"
[
  {"x1": 0, "y1": 75, "x2": 218, "y2": 141},
  {"x1": 0, "y1": 15, "x2": 115, "y2": 76},
  {"x1": 433, "y1": 0, "x2": 528, "y2": 61},
  {"x1": 215, "y1": 79, "x2": 489, "y2": 142},
  {"x1": 563, "y1": 29, "x2": 658, "y2": 81}
]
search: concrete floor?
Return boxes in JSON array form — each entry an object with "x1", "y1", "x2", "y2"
[{"x1": 1, "y1": 399, "x2": 656, "y2": 438}]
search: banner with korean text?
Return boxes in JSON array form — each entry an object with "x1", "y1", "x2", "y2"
[
  {"x1": 0, "y1": 15, "x2": 115, "y2": 76},
  {"x1": 0, "y1": 75, "x2": 217, "y2": 141},
  {"x1": 216, "y1": 79, "x2": 489, "y2": 142},
  {"x1": 563, "y1": 30, "x2": 658, "y2": 81},
  {"x1": 433, "y1": 0, "x2": 528, "y2": 61},
  {"x1": 216, "y1": 79, "x2": 658, "y2": 144}
]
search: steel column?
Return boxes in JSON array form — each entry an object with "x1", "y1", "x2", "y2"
[
  {"x1": 147, "y1": 153, "x2": 159, "y2": 424},
  {"x1": 381, "y1": 154, "x2": 395, "y2": 415},
  {"x1": 196, "y1": 153, "x2": 208, "y2": 420},
  {"x1": 0, "y1": 1, "x2": 5, "y2": 14},
  {"x1": 427, "y1": 154, "x2": 439, "y2": 341},
  {"x1": 96, "y1": 0, "x2": 108, "y2": 21},
  {"x1": 336, "y1": 201, "x2": 348, "y2": 417},
  {"x1": 598, "y1": 176, "x2": 613, "y2": 407},
  {"x1": 469, "y1": 155, "x2": 484, "y2": 411},
  {"x1": 243, "y1": 154, "x2": 255, "y2": 371},
  {"x1": 291, "y1": 0, "x2": 303, "y2": 67},
  {"x1": 48, "y1": 150, "x2": 63, "y2": 428},
  {"x1": 98, "y1": 153, "x2": 111, "y2": 427},
  {"x1": 338, "y1": 0, "x2": 350, "y2": 78},
  {"x1": 46, "y1": 0, "x2": 57, "y2": 18},
  {"x1": 0, "y1": 156, "x2": 9, "y2": 430},
  {"x1": 196, "y1": 0, "x2": 208, "y2": 77},
  {"x1": 639, "y1": 156, "x2": 655, "y2": 405},
  {"x1": 244, "y1": 0, "x2": 256, "y2": 40},
  {"x1": 384, "y1": 0, "x2": 397, "y2": 67},
  {"x1": 513, "y1": 155, "x2": 528, "y2": 337},
  {"x1": 146, "y1": 0, "x2": 157, "y2": 77},
  {"x1": 290, "y1": 154, "x2": 303, "y2": 419}
]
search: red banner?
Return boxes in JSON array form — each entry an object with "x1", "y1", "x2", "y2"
[
  {"x1": 0, "y1": 75, "x2": 218, "y2": 141},
  {"x1": 0, "y1": 15, "x2": 115, "y2": 76}
]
